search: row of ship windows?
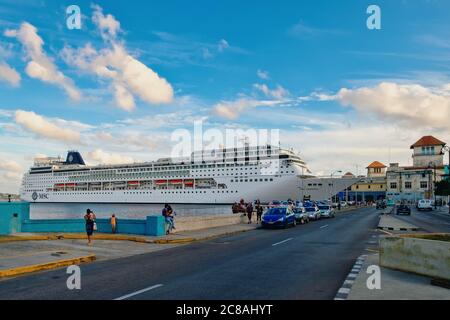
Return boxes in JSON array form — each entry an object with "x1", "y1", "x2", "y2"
[
  {"x1": 50, "y1": 162, "x2": 288, "y2": 176},
  {"x1": 56, "y1": 161, "x2": 289, "y2": 175},
  {"x1": 23, "y1": 178, "x2": 275, "y2": 191},
  {"x1": 43, "y1": 190, "x2": 240, "y2": 195},
  {"x1": 45, "y1": 164, "x2": 294, "y2": 176}
]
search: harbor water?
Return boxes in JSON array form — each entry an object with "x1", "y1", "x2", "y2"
[{"x1": 30, "y1": 203, "x2": 232, "y2": 220}]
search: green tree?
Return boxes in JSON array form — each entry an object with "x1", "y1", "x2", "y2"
[{"x1": 435, "y1": 179, "x2": 450, "y2": 196}]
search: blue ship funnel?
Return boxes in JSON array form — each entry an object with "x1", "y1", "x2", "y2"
[{"x1": 65, "y1": 151, "x2": 86, "y2": 165}]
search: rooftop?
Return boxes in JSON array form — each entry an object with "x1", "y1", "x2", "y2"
[
  {"x1": 367, "y1": 161, "x2": 387, "y2": 169},
  {"x1": 410, "y1": 136, "x2": 446, "y2": 149}
]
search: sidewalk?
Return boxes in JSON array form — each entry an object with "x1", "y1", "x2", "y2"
[
  {"x1": 0, "y1": 223, "x2": 259, "y2": 279},
  {"x1": 347, "y1": 253, "x2": 450, "y2": 300}
]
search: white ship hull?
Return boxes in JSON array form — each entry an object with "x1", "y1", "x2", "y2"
[{"x1": 21, "y1": 175, "x2": 301, "y2": 204}]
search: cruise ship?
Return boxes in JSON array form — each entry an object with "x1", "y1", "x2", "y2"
[{"x1": 20, "y1": 145, "x2": 359, "y2": 204}]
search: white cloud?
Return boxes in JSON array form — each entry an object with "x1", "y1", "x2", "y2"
[
  {"x1": 85, "y1": 149, "x2": 134, "y2": 165},
  {"x1": 254, "y1": 83, "x2": 290, "y2": 99},
  {"x1": 0, "y1": 159, "x2": 22, "y2": 190},
  {"x1": 92, "y1": 4, "x2": 121, "y2": 41},
  {"x1": 0, "y1": 159, "x2": 22, "y2": 173},
  {"x1": 5, "y1": 22, "x2": 81, "y2": 100},
  {"x1": 256, "y1": 69, "x2": 269, "y2": 80},
  {"x1": 0, "y1": 62, "x2": 20, "y2": 86},
  {"x1": 113, "y1": 82, "x2": 135, "y2": 111},
  {"x1": 14, "y1": 110, "x2": 81, "y2": 143},
  {"x1": 218, "y1": 39, "x2": 229, "y2": 52},
  {"x1": 61, "y1": 6, "x2": 174, "y2": 110},
  {"x1": 213, "y1": 97, "x2": 282, "y2": 120},
  {"x1": 335, "y1": 82, "x2": 450, "y2": 130}
]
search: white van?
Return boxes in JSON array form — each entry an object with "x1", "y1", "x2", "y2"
[{"x1": 417, "y1": 199, "x2": 433, "y2": 211}]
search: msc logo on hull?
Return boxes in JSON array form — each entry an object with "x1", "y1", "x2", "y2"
[{"x1": 31, "y1": 192, "x2": 49, "y2": 201}]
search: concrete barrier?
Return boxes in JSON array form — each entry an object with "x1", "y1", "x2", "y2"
[
  {"x1": 171, "y1": 214, "x2": 249, "y2": 233},
  {"x1": 380, "y1": 234, "x2": 450, "y2": 281}
]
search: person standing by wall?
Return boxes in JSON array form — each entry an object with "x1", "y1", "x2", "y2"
[
  {"x1": 162, "y1": 204, "x2": 175, "y2": 234},
  {"x1": 111, "y1": 214, "x2": 117, "y2": 234},
  {"x1": 84, "y1": 209, "x2": 96, "y2": 245}
]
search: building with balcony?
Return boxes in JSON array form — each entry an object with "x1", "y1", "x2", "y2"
[{"x1": 386, "y1": 136, "x2": 447, "y2": 203}]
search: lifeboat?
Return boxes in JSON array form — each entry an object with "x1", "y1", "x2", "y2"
[
  {"x1": 155, "y1": 180, "x2": 168, "y2": 185},
  {"x1": 65, "y1": 183, "x2": 76, "y2": 187},
  {"x1": 184, "y1": 179, "x2": 194, "y2": 186},
  {"x1": 127, "y1": 181, "x2": 140, "y2": 185},
  {"x1": 55, "y1": 183, "x2": 65, "y2": 188},
  {"x1": 169, "y1": 179, "x2": 183, "y2": 185}
]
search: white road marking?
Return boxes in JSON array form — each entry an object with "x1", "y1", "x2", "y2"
[
  {"x1": 272, "y1": 238, "x2": 293, "y2": 246},
  {"x1": 114, "y1": 284, "x2": 163, "y2": 300},
  {"x1": 344, "y1": 280, "x2": 355, "y2": 285},
  {"x1": 338, "y1": 288, "x2": 351, "y2": 294},
  {"x1": 320, "y1": 225, "x2": 329, "y2": 229}
]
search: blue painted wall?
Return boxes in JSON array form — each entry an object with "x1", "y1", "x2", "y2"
[
  {"x1": 1, "y1": 202, "x2": 165, "y2": 236},
  {"x1": 0, "y1": 202, "x2": 30, "y2": 234}
]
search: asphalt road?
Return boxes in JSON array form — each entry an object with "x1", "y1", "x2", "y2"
[
  {"x1": 393, "y1": 207, "x2": 450, "y2": 233},
  {"x1": 0, "y1": 207, "x2": 380, "y2": 300}
]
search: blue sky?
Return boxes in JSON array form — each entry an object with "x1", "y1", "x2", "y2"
[{"x1": 0, "y1": 0, "x2": 450, "y2": 192}]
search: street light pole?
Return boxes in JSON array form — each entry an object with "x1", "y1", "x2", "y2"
[
  {"x1": 428, "y1": 161, "x2": 437, "y2": 210},
  {"x1": 442, "y1": 145, "x2": 450, "y2": 210},
  {"x1": 330, "y1": 170, "x2": 342, "y2": 206}
]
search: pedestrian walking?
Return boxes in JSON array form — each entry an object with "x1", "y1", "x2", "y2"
[
  {"x1": 256, "y1": 203, "x2": 263, "y2": 223},
  {"x1": 162, "y1": 204, "x2": 176, "y2": 234},
  {"x1": 246, "y1": 202, "x2": 254, "y2": 224},
  {"x1": 111, "y1": 214, "x2": 117, "y2": 234},
  {"x1": 84, "y1": 209, "x2": 96, "y2": 245}
]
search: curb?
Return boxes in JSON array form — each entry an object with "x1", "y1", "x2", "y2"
[
  {"x1": 377, "y1": 226, "x2": 419, "y2": 232},
  {"x1": 0, "y1": 254, "x2": 96, "y2": 279},
  {"x1": 0, "y1": 235, "x2": 58, "y2": 243},
  {"x1": 152, "y1": 238, "x2": 196, "y2": 244},
  {"x1": 59, "y1": 233, "x2": 149, "y2": 243},
  {"x1": 334, "y1": 255, "x2": 368, "y2": 300}
]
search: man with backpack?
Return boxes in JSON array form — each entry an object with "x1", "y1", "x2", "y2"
[{"x1": 162, "y1": 204, "x2": 176, "y2": 234}]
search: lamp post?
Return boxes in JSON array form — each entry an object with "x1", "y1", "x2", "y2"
[
  {"x1": 428, "y1": 161, "x2": 437, "y2": 210},
  {"x1": 330, "y1": 170, "x2": 342, "y2": 205},
  {"x1": 442, "y1": 145, "x2": 450, "y2": 210}
]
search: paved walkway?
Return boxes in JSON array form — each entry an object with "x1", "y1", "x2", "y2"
[{"x1": 347, "y1": 253, "x2": 450, "y2": 300}]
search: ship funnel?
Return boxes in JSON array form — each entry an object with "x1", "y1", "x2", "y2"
[{"x1": 66, "y1": 151, "x2": 86, "y2": 165}]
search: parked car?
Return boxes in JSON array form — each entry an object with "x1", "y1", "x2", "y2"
[
  {"x1": 261, "y1": 207, "x2": 296, "y2": 228},
  {"x1": 304, "y1": 206, "x2": 321, "y2": 221},
  {"x1": 318, "y1": 205, "x2": 335, "y2": 218},
  {"x1": 396, "y1": 204, "x2": 411, "y2": 215},
  {"x1": 417, "y1": 199, "x2": 433, "y2": 211},
  {"x1": 294, "y1": 207, "x2": 309, "y2": 224}
]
